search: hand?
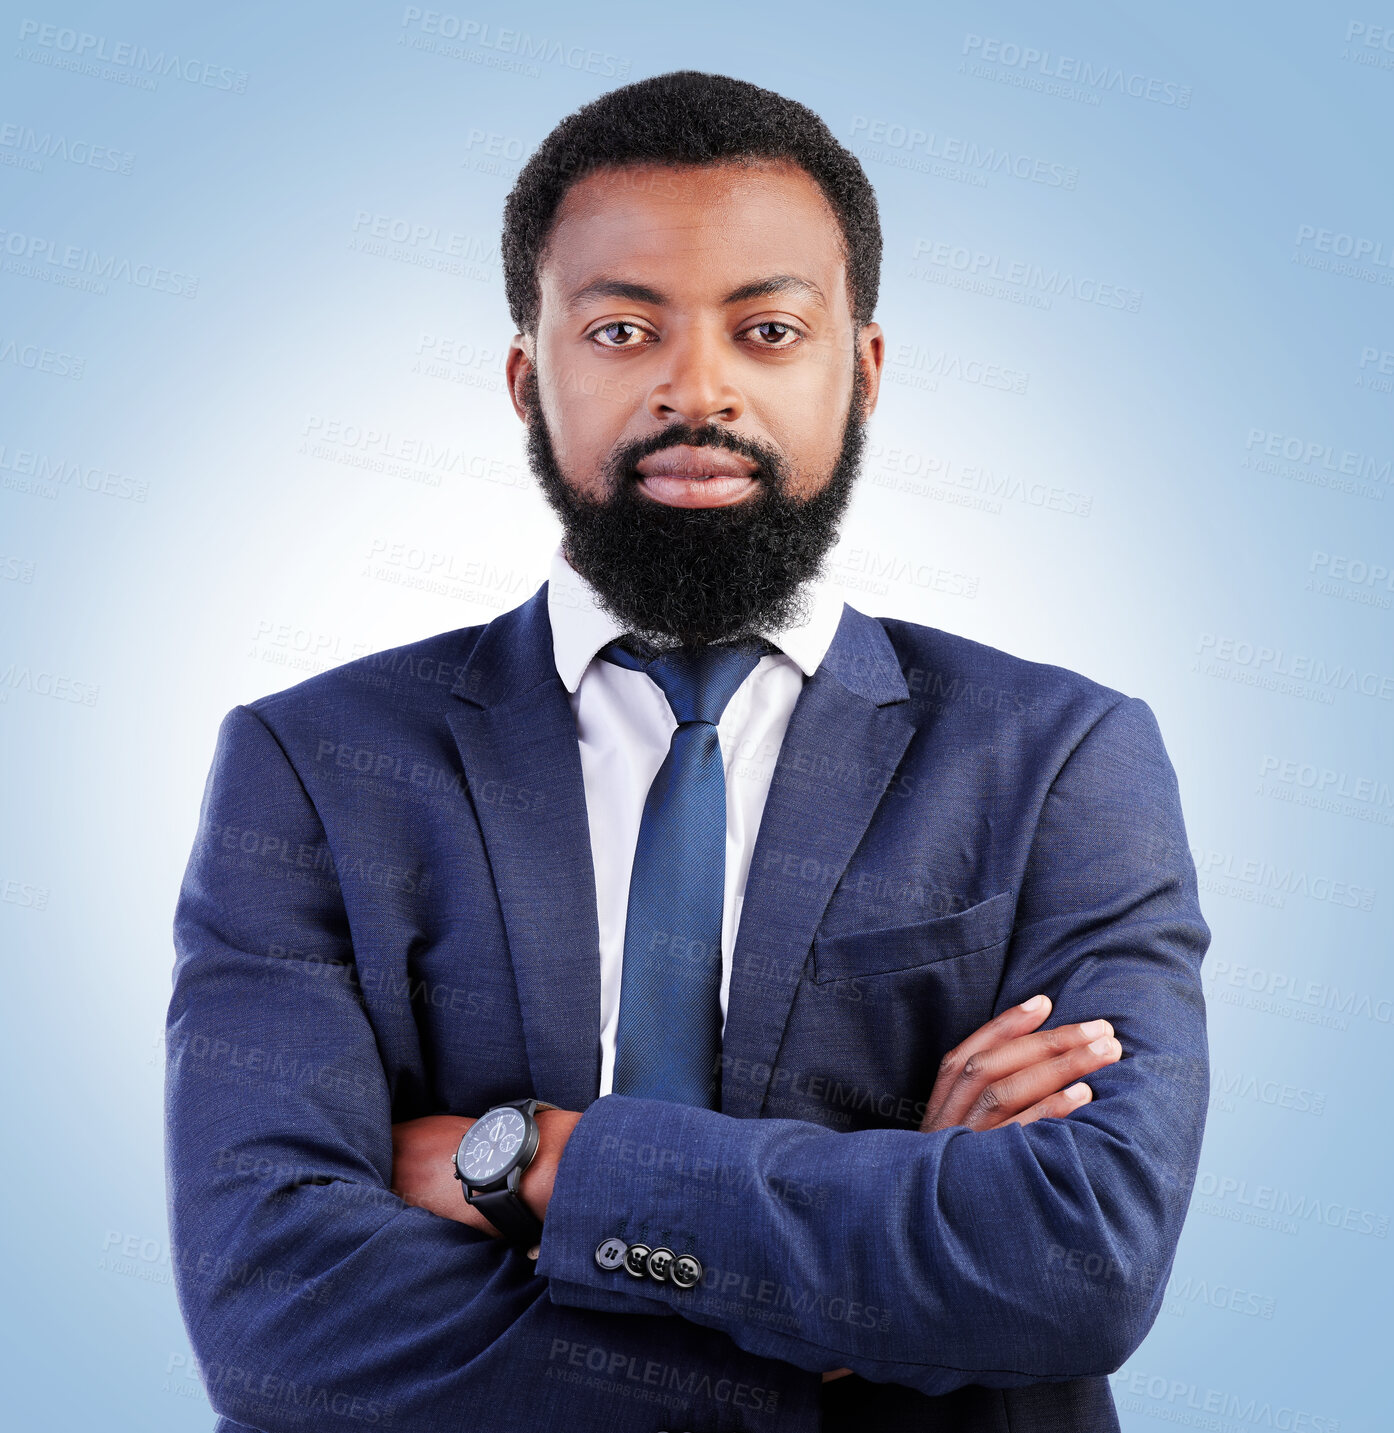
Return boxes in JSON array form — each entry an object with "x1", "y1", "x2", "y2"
[
  {"x1": 390, "y1": 1108, "x2": 583, "y2": 1238},
  {"x1": 808, "y1": 1002, "x2": 1124, "y2": 1386},
  {"x1": 819, "y1": 997, "x2": 1122, "y2": 1385},
  {"x1": 920, "y1": 994, "x2": 1121, "y2": 1133}
]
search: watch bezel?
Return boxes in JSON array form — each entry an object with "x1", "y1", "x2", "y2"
[{"x1": 453, "y1": 1102, "x2": 541, "y2": 1195}]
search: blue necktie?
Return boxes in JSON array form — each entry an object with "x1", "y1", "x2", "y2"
[{"x1": 599, "y1": 637, "x2": 770, "y2": 1107}]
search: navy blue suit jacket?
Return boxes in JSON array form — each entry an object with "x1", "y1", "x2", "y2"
[{"x1": 166, "y1": 581, "x2": 1211, "y2": 1433}]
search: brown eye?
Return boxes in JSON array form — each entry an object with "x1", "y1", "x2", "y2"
[
  {"x1": 748, "y1": 322, "x2": 798, "y2": 347},
  {"x1": 593, "y1": 322, "x2": 647, "y2": 347}
]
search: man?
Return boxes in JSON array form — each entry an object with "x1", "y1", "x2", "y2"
[{"x1": 166, "y1": 71, "x2": 1210, "y2": 1433}]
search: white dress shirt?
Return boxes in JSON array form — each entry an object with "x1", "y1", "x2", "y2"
[{"x1": 546, "y1": 541, "x2": 847, "y2": 1098}]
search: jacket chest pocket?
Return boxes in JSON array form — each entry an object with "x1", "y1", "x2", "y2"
[{"x1": 810, "y1": 890, "x2": 1015, "y2": 983}]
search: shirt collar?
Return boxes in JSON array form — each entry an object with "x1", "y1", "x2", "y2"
[{"x1": 547, "y1": 540, "x2": 846, "y2": 694}]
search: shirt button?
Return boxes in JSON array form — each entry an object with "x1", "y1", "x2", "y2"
[
  {"x1": 622, "y1": 1242, "x2": 652, "y2": 1277},
  {"x1": 594, "y1": 1238, "x2": 628, "y2": 1272},
  {"x1": 645, "y1": 1246, "x2": 675, "y2": 1282},
  {"x1": 668, "y1": 1253, "x2": 703, "y2": 1289}
]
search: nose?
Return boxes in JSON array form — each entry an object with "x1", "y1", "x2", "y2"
[{"x1": 646, "y1": 327, "x2": 744, "y2": 426}]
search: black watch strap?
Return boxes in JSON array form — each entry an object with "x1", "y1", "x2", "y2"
[
  {"x1": 469, "y1": 1186, "x2": 544, "y2": 1247},
  {"x1": 509, "y1": 1098, "x2": 558, "y2": 1116}
]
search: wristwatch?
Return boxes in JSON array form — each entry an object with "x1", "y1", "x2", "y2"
[{"x1": 453, "y1": 1098, "x2": 557, "y2": 1247}]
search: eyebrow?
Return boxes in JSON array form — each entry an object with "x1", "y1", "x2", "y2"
[
  {"x1": 564, "y1": 274, "x2": 828, "y2": 312},
  {"x1": 722, "y1": 274, "x2": 827, "y2": 308}
]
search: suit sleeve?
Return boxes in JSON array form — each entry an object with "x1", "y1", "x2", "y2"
[
  {"x1": 536, "y1": 696, "x2": 1212, "y2": 1397},
  {"x1": 166, "y1": 705, "x2": 819, "y2": 1431}
]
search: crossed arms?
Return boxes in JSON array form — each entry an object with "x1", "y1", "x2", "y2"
[
  {"x1": 389, "y1": 994, "x2": 1128, "y2": 1385},
  {"x1": 166, "y1": 696, "x2": 1209, "y2": 1426}
]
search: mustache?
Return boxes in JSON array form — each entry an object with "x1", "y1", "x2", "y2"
[{"x1": 603, "y1": 425, "x2": 788, "y2": 493}]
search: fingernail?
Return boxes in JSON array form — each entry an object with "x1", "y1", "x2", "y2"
[
  {"x1": 1065, "y1": 1083, "x2": 1090, "y2": 1101},
  {"x1": 1080, "y1": 1019, "x2": 1109, "y2": 1038},
  {"x1": 1088, "y1": 1036, "x2": 1114, "y2": 1055},
  {"x1": 1020, "y1": 994, "x2": 1047, "y2": 1011}
]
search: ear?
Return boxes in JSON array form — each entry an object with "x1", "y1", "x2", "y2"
[
  {"x1": 855, "y1": 321, "x2": 885, "y2": 421},
  {"x1": 505, "y1": 335, "x2": 535, "y2": 423}
]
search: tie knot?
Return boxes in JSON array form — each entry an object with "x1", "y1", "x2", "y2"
[{"x1": 600, "y1": 637, "x2": 770, "y2": 725}]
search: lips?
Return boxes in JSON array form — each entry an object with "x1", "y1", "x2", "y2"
[{"x1": 634, "y1": 444, "x2": 760, "y2": 509}]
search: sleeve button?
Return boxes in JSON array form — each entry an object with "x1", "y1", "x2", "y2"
[
  {"x1": 594, "y1": 1238, "x2": 628, "y2": 1271},
  {"x1": 668, "y1": 1253, "x2": 702, "y2": 1289}
]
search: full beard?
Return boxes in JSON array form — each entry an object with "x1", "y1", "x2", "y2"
[{"x1": 521, "y1": 364, "x2": 867, "y2": 650}]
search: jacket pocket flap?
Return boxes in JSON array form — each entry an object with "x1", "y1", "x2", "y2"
[{"x1": 811, "y1": 891, "x2": 1015, "y2": 982}]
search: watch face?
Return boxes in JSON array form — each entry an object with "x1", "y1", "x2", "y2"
[{"x1": 458, "y1": 1107, "x2": 528, "y2": 1184}]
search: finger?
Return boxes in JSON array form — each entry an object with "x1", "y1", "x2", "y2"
[
  {"x1": 932, "y1": 1019, "x2": 1115, "y2": 1130},
  {"x1": 922, "y1": 994, "x2": 1054, "y2": 1129},
  {"x1": 998, "y1": 1081, "x2": 1095, "y2": 1128},
  {"x1": 961, "y1": 1037, "x2": 1121, "y2": 1131}
]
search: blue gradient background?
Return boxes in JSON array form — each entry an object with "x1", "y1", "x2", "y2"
[{"x1": 3, "y1": 2, "x2": 1391, "y2": 1427}]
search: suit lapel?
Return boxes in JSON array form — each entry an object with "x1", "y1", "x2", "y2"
[
  {"x1": 721, "y1": 604, "x2": 915, "y2": 1117},
  {"x1": 444, "y1": 583, "x2": 603, "y2": 1111},
  {"x1": 444, "y1": 584, "x2": 915, "y2": 1120}
]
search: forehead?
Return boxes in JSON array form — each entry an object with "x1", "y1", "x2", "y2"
[{"x1": 540, "y1": 159, "x2": 850, "y2": 313}]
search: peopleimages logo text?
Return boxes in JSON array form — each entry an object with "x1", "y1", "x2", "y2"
[
  {"x1": 16, "y1": 19, "x2": 248, "y2": 91},
  {"x1": 961, "y1": 34, "x2": 1191, "y2": 106},
  {"x1": 1295, "y1": 224, "x2": 1394, "y2": 269},
  {"x1": 399, "y1": 8, "x2": 629, "y2": 77}
]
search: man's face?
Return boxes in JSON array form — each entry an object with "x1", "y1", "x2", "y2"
[{"x1": 507, "y1": 157, "x2": 883, "y2": 648}]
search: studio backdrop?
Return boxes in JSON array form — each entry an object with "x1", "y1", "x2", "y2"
[{"x1": 2, "y1": 2, "x2": 1390, "y2": 1428}]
